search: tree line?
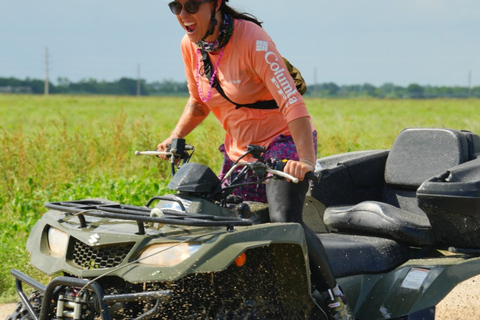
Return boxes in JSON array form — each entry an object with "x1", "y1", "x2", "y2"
[{"x1": 1, "y1": 76, "x2": 478, "y2": 99}]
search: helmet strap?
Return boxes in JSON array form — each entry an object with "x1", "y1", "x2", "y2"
[{"x1": 202, "y1": 0, "x2": 219, "y2": 40}]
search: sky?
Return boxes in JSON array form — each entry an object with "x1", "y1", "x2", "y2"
[{"x1": 1, "y1": 0, "x2": 479, "y2": 87}]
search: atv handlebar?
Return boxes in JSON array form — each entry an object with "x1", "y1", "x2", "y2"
[
  {"x1": 135, "y1": 141, "x2": 194, "y2": 158},
  {"x1": 135, "y1": 151, "x2": 171, "y2": 156},
  {"x1": 269, "y1": 168, "x2": 320, "y2": 184},
  {"x1": 305, "y1": 171, "x2": 321, "y2": 183},
  {"x1": 224, "y1": 161, "x2": 321, "y2": 184},
  {"x1": 135, "y1": 139, "x2": 195, "y2": 176},
  {"x1": 267, "y1": 167, "x2": 299, "y2": 183},
  {"x1": 135, "y1": 139, "x2": 321, "y2": 183}
]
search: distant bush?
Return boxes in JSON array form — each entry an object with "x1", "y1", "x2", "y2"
[{"x1": 1, "y1": 77, "x2": 478, "y2": 98}]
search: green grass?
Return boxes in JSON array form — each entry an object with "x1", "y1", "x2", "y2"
[{"x1": 1, "y1": 95, "x2": 479, "y2": 301}]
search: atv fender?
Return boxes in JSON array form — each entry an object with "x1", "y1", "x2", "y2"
[{"x1": 340, "y1": 255, "x2": 480, "y2": 319}]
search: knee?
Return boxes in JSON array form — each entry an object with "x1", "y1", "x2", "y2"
[{"x1": 268, "y1": 209, "x2": 302, "y2": 224}]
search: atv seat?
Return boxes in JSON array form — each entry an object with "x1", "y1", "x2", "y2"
[
  {"x1": 318, "y1": 233, "x2": 408, "y2": 278},
  {"x1": 321, "y1": 128, "x2": 480, "y2": 247}
]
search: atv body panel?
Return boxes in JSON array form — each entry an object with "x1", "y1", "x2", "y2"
[{"x1": 16, "y1": 199, "x2": 316, "y2": 319}]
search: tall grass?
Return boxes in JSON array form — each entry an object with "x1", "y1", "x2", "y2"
[{"x1": 1, "y1": 95, "x2": 479, "y2": 301}]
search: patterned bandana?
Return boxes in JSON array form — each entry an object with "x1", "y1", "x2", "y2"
[{"x1": 196, "y1": 14, "x2": 234, "y2": 52}]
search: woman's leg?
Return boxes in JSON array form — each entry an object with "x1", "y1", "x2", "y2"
[
  {"x1": 267, "y1": 178, "x2": 355, "y2": 319},
  {"x1": 266, "y1": 178, "x2": 336, "y2": 291}
]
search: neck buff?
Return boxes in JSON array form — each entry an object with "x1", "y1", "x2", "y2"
[{"x1": 196, "y1": 14, "x2": 234, "y2": 52}]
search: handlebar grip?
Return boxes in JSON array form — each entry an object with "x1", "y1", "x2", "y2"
[{"x1": 305, "y1": 171, "x2": 321, "y2": 184}]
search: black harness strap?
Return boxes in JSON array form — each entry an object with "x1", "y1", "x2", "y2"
[
  {"x1": 200, "y1": 49, "x2": 279, "y2": 110},
  {"x1": 233, "y1": 99, "x2": 278, "y2": 110}
]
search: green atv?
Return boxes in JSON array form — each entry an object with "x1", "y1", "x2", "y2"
[{"x1": 8, "y1": 127, "x2": 480, "y2": 319}]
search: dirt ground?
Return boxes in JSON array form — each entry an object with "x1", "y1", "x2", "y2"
[
  {"x1": 435, "y1": 274, "x2": 480, "y2": 319},
  {"x1": 1, "y1": 275, "x2": 479, "y2": 319}
]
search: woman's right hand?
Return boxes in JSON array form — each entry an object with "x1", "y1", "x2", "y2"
[{"x1": 156, "y1": 136, "x2": 175, "y2": 161}]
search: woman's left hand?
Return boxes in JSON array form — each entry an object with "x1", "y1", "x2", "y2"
[{"x1": 284, "y1": 159, "x2": 314, "y2": 182}]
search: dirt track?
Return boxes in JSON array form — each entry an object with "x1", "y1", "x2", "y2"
[{"x1": 1, "y1": 275, "x2": 479, "y2": 319}]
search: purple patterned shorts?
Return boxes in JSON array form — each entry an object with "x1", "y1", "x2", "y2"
[{"x1": 218, "y1": 131, "x2": 317, "y2": 203}]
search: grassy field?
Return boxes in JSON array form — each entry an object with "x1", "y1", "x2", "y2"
[{"x1": 1, "y1": 95, "x2": 479, "y2": 302}]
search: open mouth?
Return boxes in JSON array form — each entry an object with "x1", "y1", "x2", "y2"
[{"x1": 184, "y1": 22, "x2": 197, "y2": 34}]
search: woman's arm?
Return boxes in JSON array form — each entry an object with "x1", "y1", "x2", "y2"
[
  {"x1": 284, "y1": 116, "x2": 316, "y2": 181},
  {"x1": 157, "y1": 98, "x2": 210, "y2": 159}
]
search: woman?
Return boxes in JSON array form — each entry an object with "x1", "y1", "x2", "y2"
[{"x1": 157, "y1": 1, "x2": 353, "y2": 319}]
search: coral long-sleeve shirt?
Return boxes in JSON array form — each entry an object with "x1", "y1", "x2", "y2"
[{"x1": 181, "y1": 19, "x2": 314, "y2": 161}]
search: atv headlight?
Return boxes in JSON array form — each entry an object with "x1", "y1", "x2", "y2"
[
  {"x1": 47, "y1": 227, "x2": 69, "y2": 258},
  {"x1": 139, "y1": 243, "x2": 201, "y2": 266}
]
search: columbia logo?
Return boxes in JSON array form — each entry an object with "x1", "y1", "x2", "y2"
[{"x1": 256, "y1": 40, "x2": 268, "y2": 51}]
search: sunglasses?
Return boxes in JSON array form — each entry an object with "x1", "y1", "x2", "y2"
[{"x1": 168, "y1": 0, "x2": 213, "y2": 15}]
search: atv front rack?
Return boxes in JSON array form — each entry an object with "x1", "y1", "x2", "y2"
[
  {"x1": 46, "y1": 197, "x2": 252, "y2": 234},
  {"x1": 12, "y1": 268, "x2": 171, "y2": 320}
]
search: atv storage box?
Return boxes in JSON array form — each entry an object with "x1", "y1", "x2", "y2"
[{"x1": 418, "y1": 157, "x2": 480, "y2": 248}]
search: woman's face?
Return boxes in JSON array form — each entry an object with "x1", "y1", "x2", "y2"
[{"x1": 173, "y1": 0, "x2": 218, "y2": 43}]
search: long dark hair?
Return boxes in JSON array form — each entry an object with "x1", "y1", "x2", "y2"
[{"x1": 220, "y1": 0, "x2": 263, "y2": 27}]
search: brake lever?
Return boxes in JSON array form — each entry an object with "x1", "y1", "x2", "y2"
[{"x1": 135, "y1": 151, "x2": 171, "y2": 156}]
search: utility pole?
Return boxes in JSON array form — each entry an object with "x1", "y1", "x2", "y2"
[
  {"x1": 137, "y1": 63, "x2": 141, "y2": 96},
  {"x1": 44, "y1": 47, "x2": 49, "y2": 95},
  {"x1": 314, "y1": 67, "x2": 318, "y2": 97},
  {"x1": 468, "y1": 69, "x2": 472, "y2": 98}
]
